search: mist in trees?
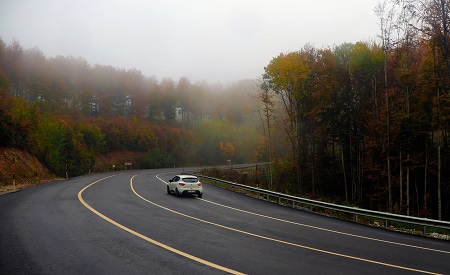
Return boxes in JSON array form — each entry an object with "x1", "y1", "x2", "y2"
[{"x1": 0, "y1": 38, "x2": 260, "y2": 178}]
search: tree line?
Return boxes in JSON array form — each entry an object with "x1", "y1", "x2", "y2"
[
  {"x1": 257, "y1": 0, "x2": 450, "y2": 220},
  {"x1": 0, "y1": 38, "x2": 255, "y2": 125},
  {"x1": 0, "y1": 38, "x2": 260, "y2": 179}
]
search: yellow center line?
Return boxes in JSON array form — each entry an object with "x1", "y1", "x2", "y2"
[
  {"x1": 78, "y1": 174, "x2": 245, "y2": 275},
  {"x1": 146, "y1": 173, "x2": 442, "y2": 275}
]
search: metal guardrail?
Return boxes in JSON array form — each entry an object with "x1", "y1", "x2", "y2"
[{"x1": 187, "y1": 173, "x2": 450, "y2": 237}]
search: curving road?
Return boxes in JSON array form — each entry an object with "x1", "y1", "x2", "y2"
[{"x1": 1, "y1": 169, "x2": 449, "y2": 274}]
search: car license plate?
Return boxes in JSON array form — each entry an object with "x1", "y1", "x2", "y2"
[{"x1": 188, "y1": 190, "x2": 196, "y2": 193}]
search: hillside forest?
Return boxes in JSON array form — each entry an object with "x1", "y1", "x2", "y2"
[
  {"x1": 1, "y1": 0, "x2": 450, "y2": 221},
  {"x1": 0, "y1": 39, "x2": 262, "y2": 174}
]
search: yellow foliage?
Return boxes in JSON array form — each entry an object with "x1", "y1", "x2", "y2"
[
  {"x1": 218, "y1": 141, "x2": 235, "y2": 160},
  {"x1": 265, "y1": 51, "x2": 311, "y2": 97}
]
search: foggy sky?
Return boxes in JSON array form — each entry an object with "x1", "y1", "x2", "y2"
[{"x1": 0, "y1": 0, "x2": 381, "y2": 84}]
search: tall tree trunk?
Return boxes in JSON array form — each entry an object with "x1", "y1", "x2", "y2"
[
  {"x1": 332, "y1": 129, "x2": 336, "y2": 181},
  {"x1": 407, "y1": 153, "x2": 410, "y2": 216},
  {"x1": 386, "y1": 88, "x2": 392, "y2": 212},
  {"x1": 312, "y1": 142, "x2": 315, "y2": 194},
  {"x1": 350, "y1": 134, "x2": 356, "y2": 202},
  {"x1": 267, "y1": 123, "x2": 273, "y2": 190},
  {"x1": 438, "y1": 145, "x2": 442, "y2": 220},
  {"x1": 267, "y1": 100, "x2": 273, "y2": 191},
  {"x1": 342, "y1": 150, "x2": 348, "y2": 202},
  {"x1": 296, "y1": 109, "x2": 301, "y2": 194},
  {"x1": 359, "y1": 148, "x2": 364, "y2": 202},
  {"x1": 399, "y1": 150, "x2": 403, "y2": 213},
  {"x1": 415, "y1": 180, "x2": 420, "y2": 217},
  {"x1": 424, "y1": 142, "x2": 428, "y2": 213}
]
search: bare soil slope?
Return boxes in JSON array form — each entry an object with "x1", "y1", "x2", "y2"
[{"x1": 0, "y1": 147, "x2": 56, "y2": 194}]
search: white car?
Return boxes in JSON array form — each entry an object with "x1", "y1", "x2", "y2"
[{"x1": 167, "y1": 175, "x2": 203, "y2": 198}]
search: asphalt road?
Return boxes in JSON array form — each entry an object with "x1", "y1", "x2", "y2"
[{"x1": 1, "y1": 169, "x2": 449, "y2": 274}]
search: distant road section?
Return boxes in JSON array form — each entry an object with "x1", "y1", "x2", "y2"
[{"x1": 1, "y1": 169, "x2": 449, "y2": 274}]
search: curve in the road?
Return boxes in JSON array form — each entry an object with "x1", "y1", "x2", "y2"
[
  {"x1": 78, "y1": 173, "x2": 245, "y2": 275},
  {"x1": 148, "y1": 173, "x2": 442, "y2": 275}
]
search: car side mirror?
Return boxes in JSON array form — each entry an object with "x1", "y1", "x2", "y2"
[{"x1": 169, "y1": 179, "x2": 172, "y2": 182}]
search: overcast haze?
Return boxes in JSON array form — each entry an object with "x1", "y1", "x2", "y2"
[{"x1": 0, "y1": 0, "x2": 381, "y2": 84}]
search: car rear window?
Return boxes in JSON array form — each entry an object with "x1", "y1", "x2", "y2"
[{"x1": 182, "y1": 177, "x2": 198, "y2": 183}]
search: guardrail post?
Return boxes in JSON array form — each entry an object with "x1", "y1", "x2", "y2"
[
  {"x1": 423, "y1": 226, "x2": 427, "y2": 236},
  {"x1": 385, "y1": 220, "x2": 388, "y2": 229},
  {"x1": 355, "y1": 214, "x2": 359, "y2": 223},
  {"x1": 278, "y1": 196, "x2": 281, "y2": 205}
]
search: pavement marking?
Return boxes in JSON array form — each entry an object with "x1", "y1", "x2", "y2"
[
  {"x1": 197, "y1": 198, "x2": 450, "y2": 255},
  {"x1": 148, "y1": 173, "x2": 442, "y2": 275},
  {"x1": 78, "y1": 174, "x2": 245, "y2": 275},
  {"x1": 157, "y1": 173, "x2": 449, "y2": 254}
]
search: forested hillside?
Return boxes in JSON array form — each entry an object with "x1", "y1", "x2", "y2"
[{"x1": 0, "y1": 38, "x2": 261, "y2": 184}]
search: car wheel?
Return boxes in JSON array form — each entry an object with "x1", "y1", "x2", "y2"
[
  {"x1": 198, "y1": 193, "x2": 202, "y2": 198},
  {"x1": 175, "y1": 188, "x2": 180, "y2": 197},
  {"x1": 167, "y1": 185, "x2": 171, "y2": 194}
]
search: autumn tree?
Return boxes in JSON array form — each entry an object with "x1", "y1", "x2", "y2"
[
  {"x1": 160, "y1": 78, "x2": 177, "y2": 120},
  {"x1": 256, "y1": 78, "x2": 275, "y2": 189},
  {"x1": 307, "y1": 48, "x2": 340, "y2": 195},
  {"x1": 262, "y1": 48, "x2": 314, "y2": 193},
  {"x1": 3, "y1": 39, "x2": 24, "y2": 98},
  {"x1": 218, "y1": 141, "x2": 235, "y2": 162}
]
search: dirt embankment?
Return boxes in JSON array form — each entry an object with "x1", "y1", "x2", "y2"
[
  {"x1": 0, "y1": 147, "x2": 57, "y2": 194},
  {"x1": 0, "y1": 148, "x2": 146, "y2": 194}
]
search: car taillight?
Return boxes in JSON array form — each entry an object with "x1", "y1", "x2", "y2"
[
  {"x1": 179, "y1": 183, "x2": 185, "y2": 186},
  {"x1": 198, "y1": 182, "x2": 202, "y2": 186}
]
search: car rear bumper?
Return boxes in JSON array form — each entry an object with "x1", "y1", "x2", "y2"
[{"x1": 178, "y1": 187, "x2": 203, "y2": 195}]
